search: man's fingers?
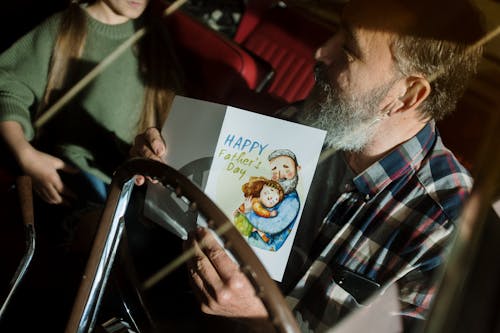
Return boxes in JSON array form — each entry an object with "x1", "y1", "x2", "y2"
[
  {"x1": 131, "y1": 127, "x2": 166, "y2": 161},
  {"x1": 134, "y1": 175, "x2": 146, "y2": 186},
  {"x1": 195, "y1": 227, "x2": 240, "y2": 283},
  {"x1": 131, "y1": 135, "x2": 163, "y2": 162},
  {"x1": 132, "y1": 144, "x2": 161, "y2": 161},
  {"x1": 188, "y1": 233, "x2": 224, "y2": 295},
  {"x1": 129, "y1": 128, "x2": 167, "y2": 185},
  {"x1": 187, "y1": 266, "x2": 211, "y2": 306},
  {"x1": 142, "y1": 146, "x2": 163, "y2": 161},
  {"x1": 134, "y1": 175, "x2": 160, "y2": 186},
  {"x1": 186, "y1": 229, "x2": 268, "y2": 319},
  {"x1": 143, "y1": 127, "x2": 166, "y2": 157}
]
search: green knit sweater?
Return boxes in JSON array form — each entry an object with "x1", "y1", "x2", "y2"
[{"x1": 0, "y1": 9, "x2": 145, "y2": 183}]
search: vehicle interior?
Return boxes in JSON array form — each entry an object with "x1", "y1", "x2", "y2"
[{"x1": 0, "y1": 0, "x2": 499, "y2": 332}]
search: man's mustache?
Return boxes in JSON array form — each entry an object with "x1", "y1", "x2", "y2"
[{"x1": 314, "y1": 62, "x2": 329, "y2": 83}]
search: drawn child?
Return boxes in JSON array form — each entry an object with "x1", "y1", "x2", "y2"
[
  {"x1": 233, "y1": 176, "x2": 284, "y2": 240},
  {"x1": 245, "y1": 149, "x2": 301, "y2": 251}
]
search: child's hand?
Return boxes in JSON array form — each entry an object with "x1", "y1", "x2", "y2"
[
  {"x1": 243, "y1": 197, "x2": 253, "y2": 212},
  {"x1": 0, "y1": 121, "x2": 77, "y2": 204},
  {"x1": 19, "y1": 148, "x2": 78, "y2": 204},
  {"x1": 270, "y1": 211, "x2": 277, "y2": 217}
]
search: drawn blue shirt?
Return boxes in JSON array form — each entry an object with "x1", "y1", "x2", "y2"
[{"x1": 246, "y1": 191, "x2": 300, "y2": 251}]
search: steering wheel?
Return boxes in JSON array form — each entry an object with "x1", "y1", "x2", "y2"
[
  {"x1": 143, "y1": 156, "x2": 213, "y2": 239},
  {"x1": 65, "y1": 158, "x2": 300, "y2": 333}
]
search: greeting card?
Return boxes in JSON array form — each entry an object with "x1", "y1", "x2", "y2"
[{"x1": 145, "y1": 96, "x2": 325, "y2": 281}]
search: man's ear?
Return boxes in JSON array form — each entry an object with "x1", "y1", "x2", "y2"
[{"x1": 397, "y1": 76, "x2": 431, "y2": 113}]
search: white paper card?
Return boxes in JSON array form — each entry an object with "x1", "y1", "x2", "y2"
[{"x1": 145, "y1": 96, "x2": 326, "y2": 281}]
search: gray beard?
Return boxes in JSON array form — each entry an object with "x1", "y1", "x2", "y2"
[
  {"x1": 278, "y1": 175, "x2": 298, "y2": 195},
  {"x1": 298, "y1": 63, "x2": 391, "y2": 152}
]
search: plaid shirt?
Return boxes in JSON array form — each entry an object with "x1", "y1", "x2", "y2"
[{"x1": 283, "y1": 121, "x2": 473, "y2": 332}]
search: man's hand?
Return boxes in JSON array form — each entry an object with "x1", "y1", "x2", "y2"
[
  {"x1": 129, "y1": 127, "x2": 167, "y2": 185},
  {"x1": 186, "y1": 227, "x2": 269, "y2": 319}
]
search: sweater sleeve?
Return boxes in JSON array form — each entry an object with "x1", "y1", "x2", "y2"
[{"x1": 0, "y1": 13, "x2": 60, "y2": 140}]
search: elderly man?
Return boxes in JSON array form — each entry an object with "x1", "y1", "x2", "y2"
[{"x1": 131, "y1": 0, "x2": 484, "y2": 331}]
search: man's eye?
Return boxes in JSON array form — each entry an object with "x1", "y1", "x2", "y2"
[{"x1": 342, "y1": 46, "x2": 355, "y2": 63}]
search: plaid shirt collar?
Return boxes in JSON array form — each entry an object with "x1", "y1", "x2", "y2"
[{"x1": 352, "y1": 121, "x2": 436, "y2": 198}]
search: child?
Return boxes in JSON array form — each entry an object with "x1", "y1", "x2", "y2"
[
  {"x1": 234, "y1": 176, "x2": 284, "y2": 241},
  {"x1": 0, "y1": 2, "x2": 182, "y2": 330},
  {"x1": 0, "y1": 0, "x2": 183, "y2": 205}
]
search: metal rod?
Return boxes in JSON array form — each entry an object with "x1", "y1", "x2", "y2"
[{"x1": 0, "y1": 176, "x2": 35, "y2": 320}]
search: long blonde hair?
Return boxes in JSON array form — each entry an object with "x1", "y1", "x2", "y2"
[
  {"x1": 37, "y1": 0, "x2": 183, "y2": 133},
  {"x1": 242, "y1": 176, "x2": 285, "y2": 202}
]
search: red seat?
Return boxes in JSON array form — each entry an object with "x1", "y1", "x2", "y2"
[
  {"x1": 234, "y1": 1, "x2": 337, "y2": 103},
  {"x1": 165, "y1": 10, "x2": 285, "y2": 114}
]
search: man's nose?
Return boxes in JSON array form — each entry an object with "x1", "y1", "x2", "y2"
[
  {"x1": 314, "y1": 47, "x2": 330, "y2": 66},
  {"x1": 315, "y1": 37, "x2": 336, "y2": 67},
  {"x1": 315, "y1": 46, "x2": 332, "y2": 66}
]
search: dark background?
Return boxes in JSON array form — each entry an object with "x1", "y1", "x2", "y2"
[{"x1": 0, "y1": 1, "x2": 66, "y2": 52}]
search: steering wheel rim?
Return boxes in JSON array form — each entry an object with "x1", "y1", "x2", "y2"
[{"x1": 65, "y1": 158, "x2": 300, "y2": 333}]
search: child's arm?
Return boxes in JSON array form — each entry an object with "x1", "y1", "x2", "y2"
[
  {"x1": 252, "y1": 199, "x2": 277, "y2": 218},
  {"x1": 0, "y1": 121, "x2": 77, "y2": 204},
  {"x1": 236, "y1": 196, "x2": 253, "y2": 214}
]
